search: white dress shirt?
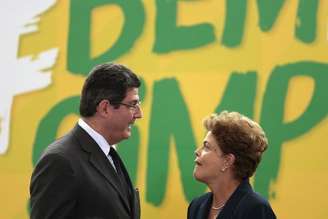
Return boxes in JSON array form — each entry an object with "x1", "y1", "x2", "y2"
[{"x1": 78, "y1": 118, "x2": 117, "y2": 171}]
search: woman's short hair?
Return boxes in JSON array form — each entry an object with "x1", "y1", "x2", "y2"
[{"x1": 203, "y1": 111, "x2": 268, "y2": 180}]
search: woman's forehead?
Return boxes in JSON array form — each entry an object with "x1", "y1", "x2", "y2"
[{"x1": 204, "y1": 132, "x2": 218, "y2": 145}]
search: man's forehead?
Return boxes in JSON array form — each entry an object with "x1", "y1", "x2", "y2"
[
  {"x1": 124, "y1": 88, "x2": 139, "y2": 100},
  {"x1": 126, "y1": 87, "x2": 139, "y2": 95}
]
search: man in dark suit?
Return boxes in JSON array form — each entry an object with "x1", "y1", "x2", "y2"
[{"x1": 30, "y1": 63, "x2": 143, "y2": 219}]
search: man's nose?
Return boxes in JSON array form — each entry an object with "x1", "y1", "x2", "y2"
[{"x1": 134, "y1": 106, "x2": 143, "y2": 119}]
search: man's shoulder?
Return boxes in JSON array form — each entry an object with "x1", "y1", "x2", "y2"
[{"x1": 43, "y1": 128, "x2": 80, "y2": 157}]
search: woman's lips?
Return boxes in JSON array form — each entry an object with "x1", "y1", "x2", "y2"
[{"x1": 194, "y1": 159, "x2": 201, "y2": 166}]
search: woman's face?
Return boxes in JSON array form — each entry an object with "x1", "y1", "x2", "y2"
[{"x1": 193, "y1": 131, "x2": 227, "y2": 184}]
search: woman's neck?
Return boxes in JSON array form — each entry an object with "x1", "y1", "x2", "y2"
[{"x1": 208, "y1": 177, "x2": 241, "y2": 207}]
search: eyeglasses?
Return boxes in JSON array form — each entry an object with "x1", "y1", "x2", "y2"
[{"x1": 118, "y1": 100, "x2": 141, "y2": 111}]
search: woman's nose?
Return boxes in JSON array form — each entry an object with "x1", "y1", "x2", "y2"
[{"x1": 194, "y1": 147, "x2": 200, "y2": 156}]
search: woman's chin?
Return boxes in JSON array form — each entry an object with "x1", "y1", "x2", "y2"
[{"x1": 193, "y1": 170, "x2": 205, "y2": 183}]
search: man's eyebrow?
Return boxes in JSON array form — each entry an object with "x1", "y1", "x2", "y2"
[{"x1": 127, "y1": 99, "x2": 140, "y2": 104}]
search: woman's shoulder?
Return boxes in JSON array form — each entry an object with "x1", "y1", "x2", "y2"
[
  {"x1": 238, "y1": 191, "x2": 276, "y2": 218},
  {"x1": 243, "y1": 190, "x2": 271, "y2": 207},
  {"x1": 235, "y1": 180, "x2": 271, "y2": 208}
]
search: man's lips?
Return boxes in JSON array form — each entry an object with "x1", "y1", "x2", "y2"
[
  {"x1": 127, "y1": 121, "x2": 135, "y2": 129},
  {"x1": 195, "y1": 159, "x2": 201, "y2": 166}
]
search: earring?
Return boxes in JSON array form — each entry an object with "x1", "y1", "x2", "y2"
[{"x1": 221, "y1": 167, "x2": 226, "y2": 172}]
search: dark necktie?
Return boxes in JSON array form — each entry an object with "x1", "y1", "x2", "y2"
[{"x1": 108, "y1": 148, "x2": 131, "y2": 200}]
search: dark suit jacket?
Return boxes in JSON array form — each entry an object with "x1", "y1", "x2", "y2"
[
  {"x1": 30, "y1": 125, "x2": 140, "y2": 219},
  {"x1": 187, "y1": 179, "x2": 276, "y2": 219}
]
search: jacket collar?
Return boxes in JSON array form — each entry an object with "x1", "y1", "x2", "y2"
[
  {"x1": 197, "y1": 179, "x2": 253, "y2": 219},
  {"x1": 218, "y1": 179, "x2": 252, "y2": 219}
]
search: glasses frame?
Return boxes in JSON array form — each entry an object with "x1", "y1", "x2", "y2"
[{"x1": 117, "y1": 100, "x2": 141, "y2": 111}]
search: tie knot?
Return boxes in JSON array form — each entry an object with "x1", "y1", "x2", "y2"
[
  {"x1": 108, "y1": 148, "x2": 121, "y2": 169},
  {"x1": 108, "y1": 147, "x2": 118, "y2": 158}
]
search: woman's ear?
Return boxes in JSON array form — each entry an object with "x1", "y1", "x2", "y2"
[{"x1": 224, "y1": 153, "x2": 236, "y2": 169}]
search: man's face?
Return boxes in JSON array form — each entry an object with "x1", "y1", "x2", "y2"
[{"x1": 106, "y1": 87, "x2": 142, "y2": 144}]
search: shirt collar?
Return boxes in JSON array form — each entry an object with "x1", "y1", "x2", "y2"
[{"x1": 78, "y1": 118, "x2": 115, "y2": 156}]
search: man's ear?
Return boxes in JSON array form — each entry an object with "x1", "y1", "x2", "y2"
[{"x1": 97, "y1": 99, "x2": 111, "y2": 117}]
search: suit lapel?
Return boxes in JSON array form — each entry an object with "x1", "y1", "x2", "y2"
[{"x1": 71, "y1": 125, "x2": 131, "y2": 212}]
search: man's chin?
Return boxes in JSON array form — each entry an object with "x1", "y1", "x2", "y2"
[{"x1": 123, "y1": 130, "x2": 132, "y2": 139}]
